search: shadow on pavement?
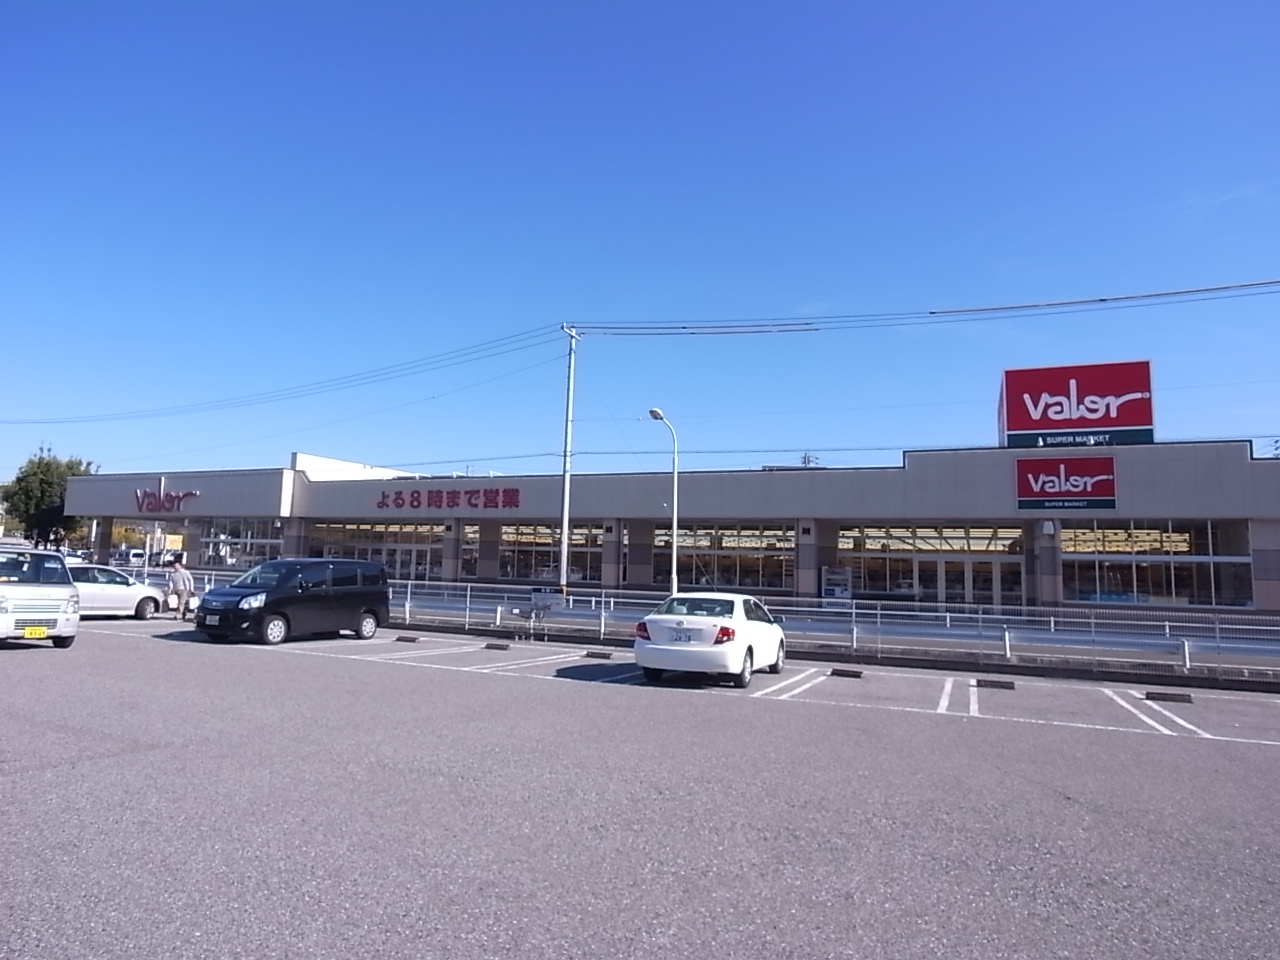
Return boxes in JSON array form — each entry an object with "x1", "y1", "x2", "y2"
[{"x1": 552, "y1": 661, "x2": 726, "y2": 688}]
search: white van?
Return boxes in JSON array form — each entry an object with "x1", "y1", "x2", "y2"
[{"x1": 0, "y1": 547, "x2": 80, "y2": 648}]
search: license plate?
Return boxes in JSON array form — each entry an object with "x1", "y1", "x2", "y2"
[
  {"x1": 24, "y1": 627, "x2": 48, "y2": 639},
  {"x1": 672, "y1": 630, "x2": 693, "y2": 643},
  {"x1": 205, "y1": 615, "x2": 220, "y2": 626}
]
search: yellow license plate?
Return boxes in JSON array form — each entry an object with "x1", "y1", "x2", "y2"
[{"x1": 24, "y1": 627, "x2": 49, "y2": 639}]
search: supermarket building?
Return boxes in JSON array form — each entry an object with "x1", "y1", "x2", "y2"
[
  {"x1": 62, "y1": 361, "x2": 1280, "y2": 612},
  {"x1": 65, "y1": 438, "x2": 1280, "y2": 612}
]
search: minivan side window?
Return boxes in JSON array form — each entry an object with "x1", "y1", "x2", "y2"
[
  {"x1": 40, "y1": 557, "x2": 72, "y2": 584},
  {"x1": 331, "y1": 562, "x2": 359, "y2": 588},
  {"x1": 359, "y1": 563, "x2": 387, "y2": 587},
  {"x1": 299, "y1": 564, "x2": 330, "y2": 590}
]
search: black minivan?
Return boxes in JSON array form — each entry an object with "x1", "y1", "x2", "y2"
[{"x1": 195, "y1": 559, "x2": 390, "y2": 644}]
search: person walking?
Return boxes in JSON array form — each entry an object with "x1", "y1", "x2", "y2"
[{"x1": 167, "y1": 559, "x2": 196, "y2": 621}]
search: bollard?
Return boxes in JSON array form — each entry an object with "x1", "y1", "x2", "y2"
[
  {"x1": 1182, "y1": 637, "x2": 1191, "y2": 670},
  {"x1": 1002, "y1": 625, "x2": 1011, "y2": 659},
  {"x1": 598, "y1": 606, "x2": 606, "y2": 642},
  {"x1": 1049, "y1": 616, "x2": 1055, "y2": 633},
  {"x1": 464, "y1": 583, "x2": 472, "y2": 631},
  {"x1": 495, "y1": 605, "x2": 503, "y2": 627}
]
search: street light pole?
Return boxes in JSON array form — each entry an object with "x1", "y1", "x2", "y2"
[{"x1": 648, "y1": 408, "x2": 679, "y2": 596}]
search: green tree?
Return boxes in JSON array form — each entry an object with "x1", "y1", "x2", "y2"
[{"x1": 2, "y1": 449, "x2": 96, "y2": 547}]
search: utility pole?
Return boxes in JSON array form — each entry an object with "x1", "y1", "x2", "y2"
[{"x1": 557, "y1": 325, "x2": 581, "y2": 597}]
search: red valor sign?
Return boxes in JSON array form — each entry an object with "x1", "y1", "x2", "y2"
[
  {"x1": 1000, "y1": 361, "x2": 1153, "y2": 448},
  {"x1": 1016, "y1": 456, "x2": 1116, "y2": 510}
]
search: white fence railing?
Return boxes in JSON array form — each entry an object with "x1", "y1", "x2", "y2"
[{"x1": 126, "y1": 566, "x2": 1280, "y2": 676}]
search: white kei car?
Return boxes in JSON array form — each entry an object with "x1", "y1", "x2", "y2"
[
  {"x1": 634, "y1": 592, "x2": 786, "y2": 689},
  {"x1": 68, "y1": 564, "x2": 168, "y2": 619}
]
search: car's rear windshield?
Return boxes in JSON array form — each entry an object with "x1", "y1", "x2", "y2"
[
  {"x1": 653, "y1": 597, "x2": 735, "y2": 618},
  {"x1": 231, "y1": 561, "x2": 301, "y2": 588},
  {"x1": 0, "y1": 551, "x2": 72, "y2": 585}
]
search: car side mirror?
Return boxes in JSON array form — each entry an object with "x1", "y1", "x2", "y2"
[{"x1": 774, "y1": 614, "x2": 785, "y2": 623}]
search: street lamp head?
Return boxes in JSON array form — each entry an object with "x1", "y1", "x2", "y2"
[{"x1": 648, "y1": 408, "x2": 665, "y2": 421}]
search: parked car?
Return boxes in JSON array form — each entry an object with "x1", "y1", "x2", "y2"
[
  {"x1": 194, "y1": 558, "x2": 390, "y2": 645},
  {"x1": 0, "y1": 547, "x2": 79, "y2": 648},
  {"x1": 68, "y1": 564, "x2": 168, "y2": 619},
  {"x1": 633, "y1": 591, "x2": 786, "y2": 689}
]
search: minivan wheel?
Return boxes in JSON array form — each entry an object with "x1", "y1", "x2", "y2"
[
  {"x1": 356, "y1": 612, "x2": 378, "y2": 640},
  {"x1": 135, "y1": 597, "x2": 159, "y2": 620},
  {"x1": 732, "y1": 649, "x2": 753, "y2": 689},
  {"x1": 52, "y1": 635, "x2": 75, "y2": 649},
  {"x1": 261, "y1": 614, "x2": 289, "y2": 645}
]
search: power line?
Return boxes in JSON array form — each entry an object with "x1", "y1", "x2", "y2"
[
  {"x1": 0, "y1": 327, "x2": 562, "y2": 425},
  {"x1": 579, "y1": 279, "x2": 1280, "y2": 335},
  {"x1": 101, "y1": 352, "x2": 565, "y2": 467},
  {"x1": 388, "y1": 433, "x2": 1280, "y2": 469}
]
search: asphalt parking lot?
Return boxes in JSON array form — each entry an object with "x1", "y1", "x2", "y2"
[{"x1": 4, "y1": 620, "x2": 1280, "y2": 960}]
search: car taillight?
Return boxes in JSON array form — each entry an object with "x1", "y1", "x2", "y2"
[
  {"x1": 714, "y1": 626, "x2": 735, "y2": 644},
  {"x1": 636, "y1": 621, "x2": 650, "y2": 640}
]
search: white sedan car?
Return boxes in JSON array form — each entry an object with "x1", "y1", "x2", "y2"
[
  {"x1": 68, "y1": 564, "x2": 167, "y2": 619},
  {"x1": 634, "y1": 592, "x2": 786, "y2": 688}
]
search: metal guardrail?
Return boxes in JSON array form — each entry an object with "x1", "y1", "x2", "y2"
[{"x1": 122, "y1": 566, "x2": 1280, "y2": 677}]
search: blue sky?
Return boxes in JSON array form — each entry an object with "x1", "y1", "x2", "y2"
[{"x1": 3, "y1": 1, "x2": 1277, "y2": 481}]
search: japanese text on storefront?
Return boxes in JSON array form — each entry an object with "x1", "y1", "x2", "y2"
[{"x1": 375, "y1": 488, "x2": 521, "y2": 510}]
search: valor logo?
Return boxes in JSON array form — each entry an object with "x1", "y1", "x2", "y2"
[
  {"x1": 135, "y1": 487, "x2": 200, "y2": 513},
  {"x1": 1001, "y1": 361, "x2": 1154, "y2": 448},
  {"x1": 1016, "y1": 456, "x2": 1116, "y2": 510}
]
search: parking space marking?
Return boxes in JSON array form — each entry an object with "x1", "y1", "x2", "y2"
[
  {"x1": 479, "y1": 652, "x2": 586, "y2": 672},
  {"x1": 1103, "y1": 688, "x2": 1176, "y2": 735},
  {"x1": 780, "y1": 692, "x2": 1159, "y2": 735},
  {"x1": 750, "y1": 668, "x2": 818, "y2": 698},
  {"x1": 776, "y1": 674, "x2": 829, "y2": 700},
  {"x1": 227, "y1": 637, "x2": 1280, "y2": 746},
  {"x1": 936, "y1": 677, "x2": 954, "y2": 713},
  {"x1": 600, "y1": 669, "x2": 645, "y2": 684},
  {"x1": 288, "y1": 638, "x2": 388, "y2": 649},
  {"x1": 1128, "y1": 691, "x2": 1214, "y2": 739},
  {"x1": 362, "y1": 645, "x2": 487, "y2": 660}
]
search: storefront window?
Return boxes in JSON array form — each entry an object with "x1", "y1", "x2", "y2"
[
  {"x1": 496, "y1": 523, "x2": 603, "y2": 583},
  {"x1": 1060, "y1": 520, "x2": 1252, "y2": 607},
  {"x1": 652, "y1": 523, "x2": 795, "y2": 591},
  {"x1": 198, "y1": 518, "x2": 282, "y2": 568},
  {"x1": 460, "y1": 525, "x2": 479, "y2": 578},
  {"x1": 309, "y1": 522, "x2": 448, "y2": 579}
]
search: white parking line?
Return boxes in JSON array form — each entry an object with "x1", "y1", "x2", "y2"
[
  {"x1": 750, "y1": 668, "x2": 818, "y2": 698},
  {"x1": 601, "y1": 669, "x2": 645, "y2": 684},
  {"x1": 1128, "y1": 691, "x2": 1214, "y2": 739},
  {"x1": 968, "y1": 678, "x2": 980, "y2": 717},
  {"x1": 287, "y1": 638, "x2": 390, "y2": 648},
  {"x1": 936, "y1": 677, "x2": 955, "y2": 714},
  {"x1": 1103, "y1": 688, "x2": 1176, "y2": 735},
  {"x1": 479, "y1": 652, "x2": 585, "y2": 672},
  {"x1": 362, "y1": 645, "x2": 486, "y2": 660},
  {"x1": 776, "y1": 675, "x2": 829, "y2": 700}
]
